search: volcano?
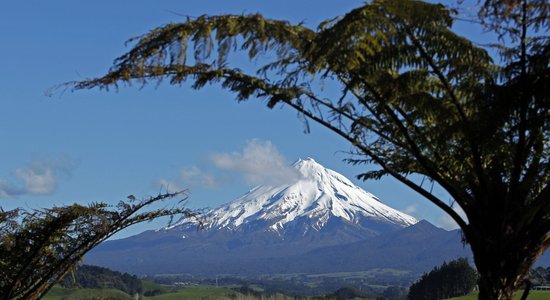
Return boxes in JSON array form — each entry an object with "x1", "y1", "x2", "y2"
[{"x1": 169, "y1": 157, "x2": 416, "y2": 237}]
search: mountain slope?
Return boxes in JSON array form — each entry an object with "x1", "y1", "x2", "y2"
[
  {"x1": 170, "y1": 158, "x2": 416, "y2": 236},
  {"x1": 281, "y1": 220, "x2": 472, "y2": 273}
]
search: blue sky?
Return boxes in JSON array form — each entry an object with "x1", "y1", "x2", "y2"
[{"x1": 0, "y1": 0, "x2": 486, "y2": 238}]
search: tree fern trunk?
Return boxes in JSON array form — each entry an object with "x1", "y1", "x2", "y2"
[
  {"x1": 469, "y1": 223, "x2": 540, "y2": 300},
  {"x1": 477, "y1": 275, "x2": 517, "y2": 300}
]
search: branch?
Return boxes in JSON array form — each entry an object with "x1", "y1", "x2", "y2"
[
  {"x1": 64, "y1": 14, "x2": 315, "y2": 93},
  {"x1": 510, "y1": 0, "x2": 532, "y2": 197},
  {"x1": 304, "y1": 93, "x2": 408, "y2": 149},
  {"x1": 335, "y1": 74, "x2": 412, "y2": 148}
]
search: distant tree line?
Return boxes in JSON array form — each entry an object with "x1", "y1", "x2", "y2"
[
  {"x1": 59, "y1": 264, "x2": 142, "y2": 295},
  {"x1": 380, "y1": 286, "x2": 408, "y2": 300},
  {"x1": 531, "y1": 267, "x2": 550, "y2": 285},
  {"x1": 408, "y1": 258, "x2": 477, "y2": 300}
]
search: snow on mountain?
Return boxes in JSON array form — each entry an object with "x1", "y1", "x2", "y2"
[{"x1": 169, "y1": 158, "x2": 417, "y2": 233}]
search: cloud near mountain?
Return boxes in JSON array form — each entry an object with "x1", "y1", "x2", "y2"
[
  {"x1": 209, "y1": 139, "x2": 303, "y2": 186},
  {"x1": 155, "y1": 139, "x2": 301, "y2": 192}
]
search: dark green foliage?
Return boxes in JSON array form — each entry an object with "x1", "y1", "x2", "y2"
[
  {"x1": 232, "y1": 286, "x2": 265, "y2": 298},
  {"x1": 70, "y1": 0, "x2": 549, "y2": 299},
  {"x1": 59, "y1": 264, "x2": 143, "y2": 295},
  {"x1": 143, "y1": 288, "x2": 163, "y2": 296},
  {"x1": 382, "y1": 286, "x2": 408, "y2": 300},
  {"x1": 0, "y1": 191, "x2": 196, "y2": 300},
  {"x1": 408, "y1": 258, "x2": 477, "y2": 300},
  {"x1": 330, "y1": 287, "x2": 369, "y2": 300}
]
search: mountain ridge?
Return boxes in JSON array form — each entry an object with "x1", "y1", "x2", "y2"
[{"x1": 168, "y1": 157, "x2": 416, "y2": 237}]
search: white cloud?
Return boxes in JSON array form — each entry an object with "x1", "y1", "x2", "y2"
[
  {"x1": 15, "y1": 165, "x2": 56, "y2": 195},
  {"x1": 155, "y1": 140, "x2": 300, "y2": 193},
  {"x1": 155, "y1": 166, "x2": 222, "y2": 193},
  {"x1": 0, "y1": 157, "x2": 75, "y2": 199},
  {"x1": 179, "y1": 166, "x2": 220, "y2": 188},
  {"x1": 209, "y1": 139, "x2": 303, "y2": 186},
  {"x1": 404, "y1": 204, "x2": 418, "y2": 215}
]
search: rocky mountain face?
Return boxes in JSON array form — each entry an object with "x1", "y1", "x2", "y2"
[{"x1": 85, "y1": 158, "x2": 478, "y2": 275}]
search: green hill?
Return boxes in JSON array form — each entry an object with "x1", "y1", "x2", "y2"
[
  {"x1": 447, "y1": 290, "x2": 550, "y2": 300},
  {"x1": 42, "y1": 286, "x2": 133, "y2": 300},
  {"x1": 59, "y1": 264, "x2": 142, "y2": 295}
]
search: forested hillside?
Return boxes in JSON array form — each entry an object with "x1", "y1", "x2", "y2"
[{"x1": 59, "y1": 264, "x2": 142, "y2": 295}]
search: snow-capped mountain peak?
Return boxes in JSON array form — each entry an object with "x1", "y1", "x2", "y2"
[{"x1": 169, "y1": 158, "x2": 417, "y2": 234}]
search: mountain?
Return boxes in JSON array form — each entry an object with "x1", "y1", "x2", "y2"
[
  {"x1": 85, "y1": 158, "x2": 477, "y2": 275},
  {"x1": 170, "y1": 157, "x2": 417, "y2": 237}
]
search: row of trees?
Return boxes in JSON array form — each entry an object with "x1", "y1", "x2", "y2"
[
  {"x1": 408, "y1": 258, "x2": 477, "y2": 300},
  {"x1": 531, "y1": 266, "x2": 550, "y2": 285},
  {"x1": 59, "y1": 264, "x2": 142, "y2": 295}
]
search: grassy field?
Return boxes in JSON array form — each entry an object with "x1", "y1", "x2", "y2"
[
  {"x1": 43, "y1": 286, "x2": 134, "y2": 300},
  {"x1": 44, "y1": 285, "x2": 240, "y2": 300},
  {"x1": 306, "y1": 268, "x2": 410, "y2": 279},
  {"x1": 142, "y1": 286, "x2": 239, "y2": 299},
  {"x1": 141, "y1": 279, "x2": 173, "y2": 294},
  {"x1": 447, "y1": 290, "x2": 550, "y2": 300}
]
